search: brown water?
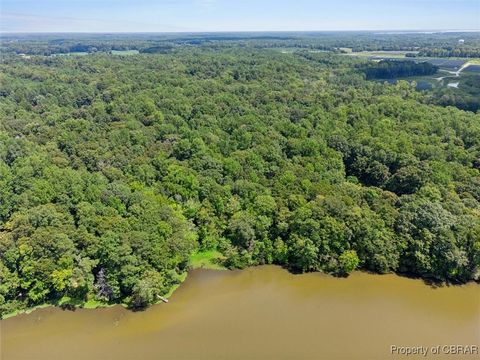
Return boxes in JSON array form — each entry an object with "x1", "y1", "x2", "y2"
[{"x1": 1, "y1": 266, "x2": 479, "y2": 360}]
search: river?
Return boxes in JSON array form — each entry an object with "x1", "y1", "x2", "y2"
[{"x1": 1, "y1": 266, "x2": 479, "y2": 360}]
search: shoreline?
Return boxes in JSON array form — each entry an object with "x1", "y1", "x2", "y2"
[
  {"x1": 1, "y1": 250, "x2": 226, "y2": 320},
  {"x1": 2, "y1": 252, "x2": 478, "y2": 320}
]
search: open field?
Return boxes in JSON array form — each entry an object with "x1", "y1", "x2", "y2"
[
  {"x1": 342, "y1": 51, "x2": 480, "y2": 70},
  {"x1": 419, "y1": 58, "x2": 466, "y2": 69},
  {"x1": 346, "y1": 51, "x2": 479, "y2": 91},
  {"x1": 189, "y1": 250, "x2": 226, "y2": 270},
  {"x1": 464, "y1": 65, "x2": 480, "y2": 73},
  {"x1": 50, "y1": 51, "x2": 89, "y2": 56},
  {"x1": 343, "y1": 50, "x2": 417, "y2": 59},
  {"x1": 111, "y1": 50, "x2": 140, "y2": 55}
]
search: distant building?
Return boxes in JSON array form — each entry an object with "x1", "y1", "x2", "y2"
[{"x1": 458, "y1": 39, "x2": 465, "y2": 44}]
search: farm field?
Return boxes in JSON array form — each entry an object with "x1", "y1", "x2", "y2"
[
  {"x1": 464, "y1": 65, "x2": 480, "y2": 73},
  {"x1": 50, "y1": 51, "x2": 89, "y2": 56},
  {"x1": 342, "y1": 51, "x2": 479, "y2": 70},
  {"x1": 342, "y1": 50, "x2": 417, "y2": 58},
  {"x1": 348, "y1": 51, "x2": 480, "y2": 93},
  {"x1": 376, "y1": 69, "x2": 475, "y2": 91},
  {"x1": 111, "y1": 50, "x2": 140, "y2": 55},
  {"x1": 418, "y1": 58, "x2": 466, "y2": 69}
]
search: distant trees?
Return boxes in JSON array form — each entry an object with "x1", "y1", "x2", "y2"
[
  {"x1": 140, "y1": 46, "x2": 173, "y2": 54},
  {"x1": 418, "y1": 47, "x2": 480, "y2": 58},
  {"x1": 364, "y1": 60, "x2": 438, "y2": 80},
  {"x1": 431, "y1": 74, "x2": 480, "y2": 112},
  {"x1": 3, "y1": 32, "x2": 479, "y2": 60}
]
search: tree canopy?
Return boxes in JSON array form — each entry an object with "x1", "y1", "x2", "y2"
[{"x1": 0, "y1": 43, "x2": 479, "y2": 317}]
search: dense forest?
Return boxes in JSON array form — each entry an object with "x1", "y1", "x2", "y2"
[
  {"x1": 0, "y1": 40, "x2": 479, "y2": 317},
  {"x1": 363, "y1": 60, "x2": 438, "y2": 80}
]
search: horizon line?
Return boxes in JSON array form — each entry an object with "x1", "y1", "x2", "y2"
[{"x1": 2, "y1": 29, "x2": 480, "y2": 35}]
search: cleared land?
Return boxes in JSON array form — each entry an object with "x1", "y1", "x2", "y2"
[
  {"x1": 343, "y1": 50, "x2": 418, "y2": 58},
  {"x1": 347, "y1": 51, "x2": 480, "y2": 91},
  {"x1": 464, "y1": 65, "x2": 480, "y2": 72}
]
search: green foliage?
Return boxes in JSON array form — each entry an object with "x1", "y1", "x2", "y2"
[
  {"x1": 338, "y1": 250, "x2": 360, "y2": 275},
  {"x1": 129, "y1": 271, "x2": 165, "y2": 309},
  {"x1": 189, "y1": 250, "x2": 225, "y2": 270},
  {"x1": 364, "y1": 60, "x2": 438, "y2": 80},
  {"x1": 0, "y1": 41, "x2": 479, "y2": 317}
]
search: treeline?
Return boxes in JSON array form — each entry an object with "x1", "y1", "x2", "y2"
[
  {"x1": 418, "y1": 47, "x2": 480, "y2": 58},
  {"x1": 364, "y1": 60, "x2": 438, "y2": 79},
  {"x1": 1, "y1": 42, "x2": 142, "y2": 56},
  {"x1": 2, "y1": 32, "x2": 480, "y2": 58},
  {"x1": 140, "y1": 46, "x2": 175, "y2": 54},
  {"x1": 0, "y1": 49, "x2": 479, "y2": 318}
]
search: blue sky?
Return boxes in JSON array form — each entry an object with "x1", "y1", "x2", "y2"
[{"x1": 1, "y1": 0, "x2": 479, "y2": 33}]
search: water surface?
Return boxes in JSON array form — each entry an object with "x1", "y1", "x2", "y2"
[{"x1": 2, "y1": 266, "x2": 479, "y2": 360}]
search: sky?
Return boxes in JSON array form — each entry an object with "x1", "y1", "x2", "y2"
[{"x1": 1, "y1": 0, "x2": 479, "y2": 33}]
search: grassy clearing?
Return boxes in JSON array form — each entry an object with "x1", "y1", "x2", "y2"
[
  {"x1": 83, "y1": 299, "x2": 114, "y2": 309},
  {"x1": 157, "y1": 250, "x2": 226, "y2": 301},
  {"x1": 2, "y1": 304, "x2": 51, "y2": 320},
  {"x1": 162, "y1": 250, "x2": 226, "y2": 300},
  {"x1": 111, "y1": 50, "x2": 140, "y2": 56},
  {"x1": 1, "y1": 299, "x2": 119, "y2": 319},
  {"x1": 189, "y1": 250, "x2": 226, "y2": 270},
  {"x1": 51, "y1": 52, "x2": 89, "y2": 57},
  {"x1": 272, "y1": 47, "x2": 298, "y2": 53},
  {"x1": 466, "y1": 58, "x2": 480, "y2": 65}
]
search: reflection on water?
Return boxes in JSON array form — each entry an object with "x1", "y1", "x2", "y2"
[{"x1": 2, "y1": 266, "x2": 479, "y2": 360}]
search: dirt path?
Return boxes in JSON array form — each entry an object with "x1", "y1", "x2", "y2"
[{"x1": 436, "y1": 62, "x2": 471, "y2": 82}]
